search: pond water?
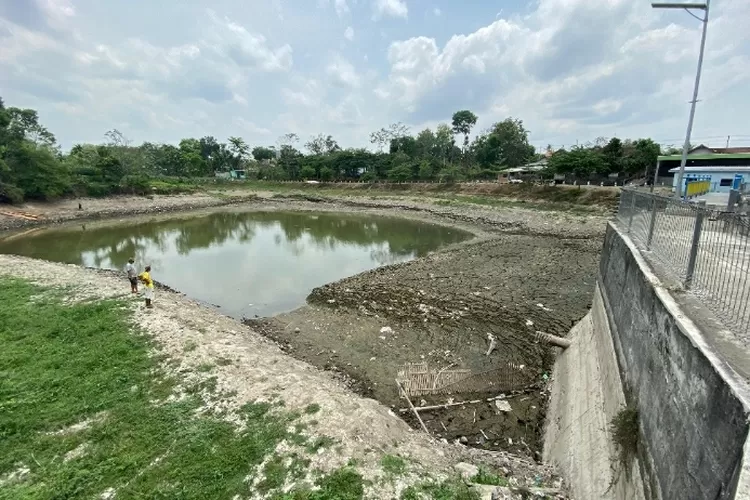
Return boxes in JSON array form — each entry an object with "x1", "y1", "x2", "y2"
[{"x1": 0, "y1": 211, "x2": 470, "y2": 318}]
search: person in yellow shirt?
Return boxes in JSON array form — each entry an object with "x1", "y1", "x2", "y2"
[{"x1": 138, "y1": 265, "x2": 155, "y2": 308}]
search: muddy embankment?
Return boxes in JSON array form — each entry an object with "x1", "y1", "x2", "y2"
[
  {"x1": 0, "y1": 192, "x2": 260, "y2": 231},
  {"x1": 244, "y1": 197, "x2": 607, "y2": 460},
  {"x1": 1, "y1": 191, "x2": 609, "y2": 463}
]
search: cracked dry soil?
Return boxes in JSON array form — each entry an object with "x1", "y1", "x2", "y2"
[{"x1": 247, "y1": 216, "x2": 602, "y2": 459}]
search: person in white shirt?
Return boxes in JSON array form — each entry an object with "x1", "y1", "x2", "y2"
[{"x1": 125, "y1": 258, "x2": 138, "y2": 293}]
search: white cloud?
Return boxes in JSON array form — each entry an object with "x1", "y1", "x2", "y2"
[
  {"x1": 219, "y1": 16, "x2": 293, "y2": 72},
  {"x1": 0, "y1": 0, "x2": 748, "y2": 152},
  {"x1": 379, "y1": 0, "x2": 750, "y2": 146},
  {"x1": 326, "y1": 55, "x2": 361, "y2": 88},
  {"x1": 334, "y1": 0, "x2": 349, "y2": 17},
  {"x1": 373, "y1": 0, "x2": 408, "y2": 20},
  {"x1": 233, "y1": 117, "x2": 271, "y2": 135},
  {"x1": 318, "y1": 0, "x2": 349, "y2": 18}
]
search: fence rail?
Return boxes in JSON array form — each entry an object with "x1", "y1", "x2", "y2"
[{"x1": 618, "y1": 189, "x2": 750, "y2": 337}]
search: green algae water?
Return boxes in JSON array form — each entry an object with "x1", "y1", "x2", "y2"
[{"x1": 0, "y1": 210, "x2": 470, "y2": 318}]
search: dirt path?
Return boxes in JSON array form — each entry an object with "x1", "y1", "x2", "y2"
[{"x1": 0, "y1": 254, "x2": 564, "y2": 498}]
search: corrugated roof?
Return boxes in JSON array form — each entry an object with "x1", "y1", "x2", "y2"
[
  {"x1": 658, "y1": 153, "x2": 750, "y2": 160},
  {"x1": 689, "y1": 144, "x2": 750, "y2": 154},
  {"x1": 667, "y1": 166, "x2": 750, "y2": 173}
]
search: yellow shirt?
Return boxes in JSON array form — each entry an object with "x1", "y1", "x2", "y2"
[{"x1": 138, "y1": 271, "x2": 154, "y2": 289}]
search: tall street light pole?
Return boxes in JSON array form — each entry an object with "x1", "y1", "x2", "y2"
[{"x1": 651, "y1": 1, "x2": 710, "y2": 199}]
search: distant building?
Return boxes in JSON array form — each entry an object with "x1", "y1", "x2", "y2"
[
  {"x1": 655, "y1": 145, "x2": 750, "y2": 192},
  {"x1": 497, "y1": 159, "x2": 548, "y2": 183},
  {"x1": 667, "y1": 167, "x2": 750, "y2": 193},
  {"x1": 215, "y1": 169, "x2": 247, "y2": 180}
]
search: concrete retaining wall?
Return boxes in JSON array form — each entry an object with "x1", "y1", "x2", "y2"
[
  {"x1": 599, "y1": 222, "x2": 750, "y2": 499},
  {"x1": 547, "y1": 222, "x2": 750, "y2": 500},
  {"x1": 545, "y1": 284, "x2": 646, "y2": 500}
]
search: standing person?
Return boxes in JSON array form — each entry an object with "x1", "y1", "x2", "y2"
[
  {"x1": 138, "y1": 266, "x2": 155, "y2": 308},
  {"x1": 126, "y1": 258, "x2": 138, "y2": 293}
]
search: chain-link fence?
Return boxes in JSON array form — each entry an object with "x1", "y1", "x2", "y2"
[{"x1": 618, "y1": 188, "x2": 750, "y2": 337}]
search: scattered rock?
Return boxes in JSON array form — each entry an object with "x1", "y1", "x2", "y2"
[
  {"x1": 100, "y1": 487, "x2": 116, "y2": 500},
  {"x1": 454, "y1": 462, "x2": 479, "y2": 481},
  {"x1": 379, "y1": 326, "x2": 394, "y2": 334},
  {"x1": 494, "y1": 400, "x2": 512, "y2": 412}
]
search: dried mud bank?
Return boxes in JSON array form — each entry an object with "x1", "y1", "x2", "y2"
[
  {"x1": 0, "y1": 255, "x2": 566, "y2": 498},
  {"x1": 0, "y1": 193, "x2": 260, "y2": 232},
  {"x1": 1, "y1": 192, "x2": 608, "y2": 472},
  {"x1": 243, "y1": 195, "x2": 607, "y2": 459}
]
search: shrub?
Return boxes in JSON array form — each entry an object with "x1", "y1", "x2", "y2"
[
  {"x1": 120, "y1": 175, "x2": 151, "y2": 195},
  {"x1": 0, "y1": 182, "x2": 25, "y2": 204},
  {"x1": 611, "y1": 406, "x2": 639, "y2": 470}
]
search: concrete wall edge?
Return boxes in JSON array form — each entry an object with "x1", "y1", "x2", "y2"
[{"x1": 607, "y1": 221, "x2": 750, "y2": 408}]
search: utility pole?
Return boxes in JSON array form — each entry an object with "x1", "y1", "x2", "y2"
[{"x1": 652, "y1": 1, "x2": 710, "y2": 198}]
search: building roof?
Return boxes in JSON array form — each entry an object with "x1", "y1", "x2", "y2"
[
  {"x1": 501, "y1": 164, "x2": 547, "y2": 174},
  {"x1": 689, "y1": 144, "x2": 750, "y2": 154},
  {"x1": 667, "y1": 166, "x2": 750, "y2": 173},
  {"x1": 658, "y1": 153, "x2": 750, "y2": 161}
]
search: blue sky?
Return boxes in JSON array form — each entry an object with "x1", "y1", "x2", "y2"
[{"x1": 1, "y1": 0, "x2": 749, "y2": 152}]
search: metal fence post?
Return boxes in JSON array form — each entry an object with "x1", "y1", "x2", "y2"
[
  {"x1": 628, "y1": 191, "x2": 636, "y2": 233},
  {"x1": 685, "y1": 200, "x2": 706, "y2": 289},
  {"x1": 646, "y1": 196, "x2": 658, "y2": 249}
]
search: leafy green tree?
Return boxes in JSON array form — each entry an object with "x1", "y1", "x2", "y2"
[
  {"x1": 473, "y1": 118, "x2": 535, "y2": 169},
  {"x1": 414, "y1": 129, "x2": 436, "y2": 160},
  {"x1": 549, "y1": 147, "x2": 607, "y2": 177},
  {"x1": 228, "y1": 136, "x2": 249, "y2": 169},
  {"x1": 389, "y1": 136, "x2": 417, "y2": 157},
  {"x1": 5, "y1": 141, "x2": 70, "y2": 199},
  {"x1": 434, "y1": 123, "x2": 453, "y2": 166},
  {"x1": 418, "y1": 160, "x2": 434, "y2": 180},
  {"x1": 451, "y1": 110, "x2": 478, "y2": 155},
  {"x1": 319, "y1": 166, "x2": 334, "y2": 181},
  {"x1": 252, "y1": 146, "x2": 276, "y2": 162},
  {"x1": 621, "y1": 139, "x2": 660, "y2": 177},
  {"x1": 602, "y1": 137, "x2": 623, "y2": 173},
  {"x1": 305, "y1": 134, "x2": 340, "y2": 155},
  {"x1": 7, "y1": 107, "x2": 57, "y2": 149},
  {"x1": 300, "y1": 165, "x2": 316, "y2": 179},
  {"x1": 388, "y1": 163, "x2": 413, "y2": 182},
  {"x1": 179, "y1": 138, "x2": 208, "y2": 176}
]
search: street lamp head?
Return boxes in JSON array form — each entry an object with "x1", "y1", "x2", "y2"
[{"x1": 651, "y1": 2, "x2": 707, "y2": 9}]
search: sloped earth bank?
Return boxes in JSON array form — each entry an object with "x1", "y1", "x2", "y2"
[
  {"x1": 1, "y1": 193, "x2": 607, "y2": 497},
  {"x1": 0, "y1": 255, "x2": 566, "y2": 499},
  {"x1": 241, "y1": 194, "x2": 606, "y2": 461},
  {"x1": 247, "y1": 226, "x2": 601, "y2": 459}
]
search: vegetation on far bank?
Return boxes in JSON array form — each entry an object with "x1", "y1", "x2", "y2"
[{"x1": 2, "y1": 95, "x2": 656, "y2": 205}]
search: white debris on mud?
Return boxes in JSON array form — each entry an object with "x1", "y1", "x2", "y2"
[{"x1": 0, "y1": 254, "x2": 564, "y2": 497}]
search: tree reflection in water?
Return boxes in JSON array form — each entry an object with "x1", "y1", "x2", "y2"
[{"x1": 0, "y1": 211, "x2": 469, "y2": 317}]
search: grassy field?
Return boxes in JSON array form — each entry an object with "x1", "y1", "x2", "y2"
[{"x1": 0, "y1": 278, "x2": 479, "y2": 500}]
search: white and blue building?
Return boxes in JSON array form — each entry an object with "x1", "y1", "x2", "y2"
[
  {"x1": 655, "y1": 145, "x2": 750, "y2": 193},
  {"x1": 668, "y1": 167, "x2": 750, "y2": 193}
]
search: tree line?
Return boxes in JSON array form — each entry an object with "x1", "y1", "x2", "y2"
[{"x1": 0, "y1": 95, "x2": 663, "y2": 204}]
